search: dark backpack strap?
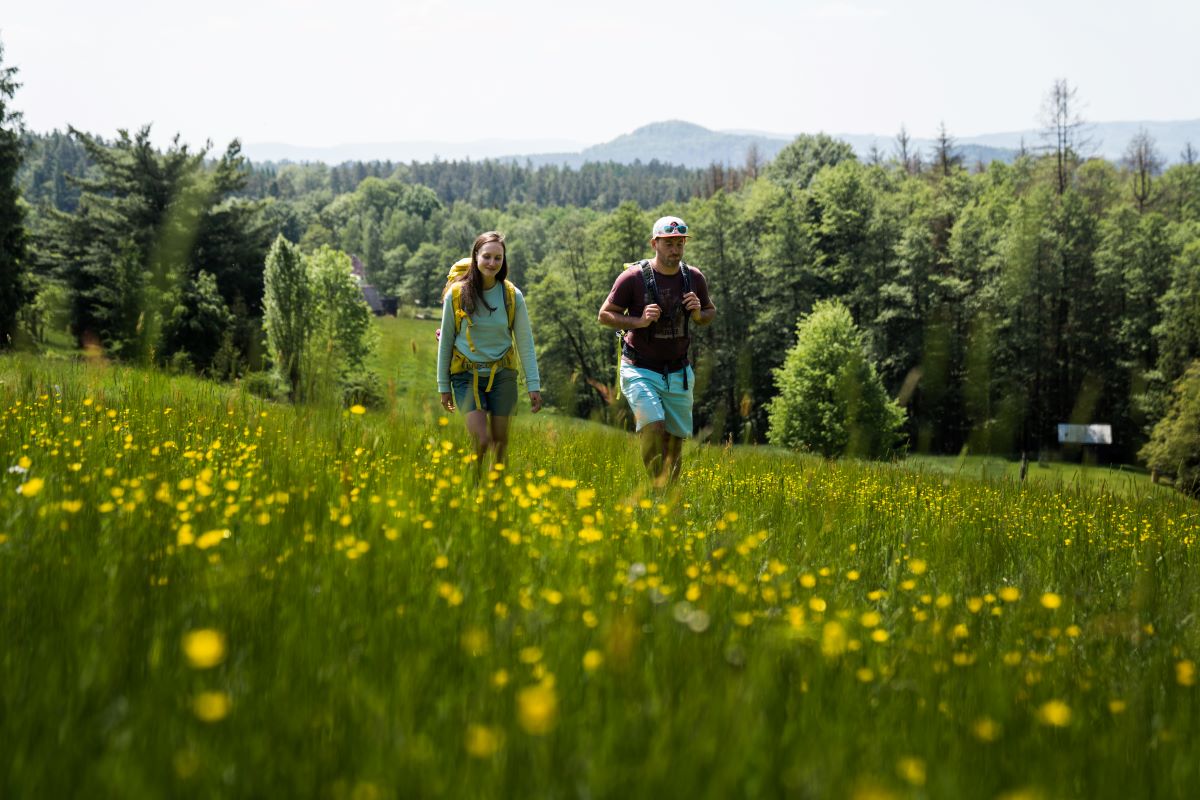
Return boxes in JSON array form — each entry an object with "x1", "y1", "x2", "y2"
[
  {"x1": 638, "y1": 260, "x2": 658, "y2": 306},
  {"x1": 679, "y1": 262, "x2": 693, "y2": 341},
  {"x1": 679, "y1": 262, "x2": 693, "y2": 388},
  {"x1": 638, "y1": 260, "x2": 659, "y2": 337},
  {"x1": 617, "y1": 260, "x2": 654, "y2": 337}
]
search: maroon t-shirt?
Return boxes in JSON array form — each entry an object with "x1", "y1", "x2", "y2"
[{"x1": 605, "y1": 263, "x2": 711, "y2": 369}]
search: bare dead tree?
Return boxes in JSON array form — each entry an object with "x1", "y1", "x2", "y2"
[
  {"x1": 934, "y1": 121, "x2": 961, "y2": 177},
  {"x1": 743, "y1": 142, "x2": 762, "y2": 180},
  {"x1": 1039, "y1": 79, "x2": 1092, "y2": 195},
  {"x1": 911, "y1": 148, "x2": 925, "y2": 175},
  {"x1": 894, "y1": 124, "x2": 913, "y2": 174},
  {"x1": 704, "y1": 162, "x2": 731, "y2": 196},
  {"x1": 1122, "y1": 128, "x2": 1164, "y2": 212},
  {"x1": 1182, "y1": 141, "x2": 1197, "y2": 166}
]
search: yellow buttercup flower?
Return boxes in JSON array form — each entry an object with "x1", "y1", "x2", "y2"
[
  {"x1": 1177, "y1": 660, "x2": 1196, "y2": 687},
  {"x1": 896, "y1": 757, "x2": 926, "y2": 786},
  {"x1": 182, "y1": 629, "x2": 227, "y2": 669},
  {"x1": 1036, "y1": 699, "x2": 1071, "y2": 727},
  {"x1": 972, "y1": 717, "x2": 1001, "y2": 742},
  {"x1": 516, "y1": 683, "x2": 558, "y2": 735},
  {"x1": 464, "y1": 724, "x2": 504, "y2": 758},
  {"x1": 821, "y1": 621, "x2": 847, "y2": 658},
  {"x1": 195, "y1": 529, "x2": 229, "y2": 550},
  {"x1": 192, "y1": 691, "x2": 231, "y2": 722}
]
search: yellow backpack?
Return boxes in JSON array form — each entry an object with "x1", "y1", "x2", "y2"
[{"x1": 443, "y1": 257, "x2": 519, "y2": 409}]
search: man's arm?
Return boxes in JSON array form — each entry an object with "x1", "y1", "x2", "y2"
[
  {"x1": 682, "y1": 293, "x2": 716, "y2": 326},
  {"x1": 599, "y1": 300, "x2": 660, "y2": 330}
]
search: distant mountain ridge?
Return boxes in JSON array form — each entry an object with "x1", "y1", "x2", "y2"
[
  {"x1": 240, "y1": 136, "x2": 587, "y2": 165},
  {"x1": 243, "y1": 119, "x2": 1200, "y2": 168}
]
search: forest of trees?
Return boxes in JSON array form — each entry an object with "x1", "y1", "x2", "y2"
[{"x1": 6, "y1": 56, "x2": 1200, "y2": 477}]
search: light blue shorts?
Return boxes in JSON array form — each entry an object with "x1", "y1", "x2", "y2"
[{"x1": 620, "y1": 364, "x2": 694, "y2": 438}]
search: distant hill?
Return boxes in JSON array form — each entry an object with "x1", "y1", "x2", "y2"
[
  {"x1": 241, "y1": 119, "x2": 1200, "y2": 169},
  {"x1": 508, "y1": 122, "x2": 1022, "y2": 169},
  {"x1": 507, "y1": 121, "x2": 794, "y2": 169},
  {"x1": 956, "y1": 119, "x2": 1200, "y2": 163},
  {"x1": 240, "y1": 136, "x2": 587, "y2": 164}
]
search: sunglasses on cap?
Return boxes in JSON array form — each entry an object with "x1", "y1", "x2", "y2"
[{"x1": 654, "y1": 221, "x2": 688, "y2": 235}]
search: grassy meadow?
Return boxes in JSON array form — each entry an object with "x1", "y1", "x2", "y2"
[{"x1": 1, "y1": 318, "x2": 1198, "y2": 799}]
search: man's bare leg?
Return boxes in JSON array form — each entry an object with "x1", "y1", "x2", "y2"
[
  {"x1": 640, "y1": 421, "x2": 669, "y2": 485},
  {"x1": 664, "y1": 433, "x2": 684, "y2": 484}
]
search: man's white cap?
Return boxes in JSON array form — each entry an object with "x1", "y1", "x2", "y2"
[{"x1": 650, "y1": 216, "x2": 689, "y2": 238}]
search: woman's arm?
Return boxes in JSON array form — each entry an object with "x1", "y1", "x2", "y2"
[
  {"x1": 436, "y1": 292, "x2": 457, "y2": 394},
  {"x1": 512, "y1": 291, "x2": 541, "y2": 392}
]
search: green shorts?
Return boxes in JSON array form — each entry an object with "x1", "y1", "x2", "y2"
[{"x1": 451, "y1": 367, "x2": 519, "y2": 415}]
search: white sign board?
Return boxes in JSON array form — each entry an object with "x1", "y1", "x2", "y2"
[{"x1": 1057, "y1": 424, "x2": 1113, "y2": 445}]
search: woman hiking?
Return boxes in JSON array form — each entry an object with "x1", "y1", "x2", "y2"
[{"x1": 437, "y1": 231, "x2": 542, "y2": 469}]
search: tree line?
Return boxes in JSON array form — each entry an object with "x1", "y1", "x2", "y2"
[{"x1": 2, "y1": 45, "x2": 1198, "y2": 491}]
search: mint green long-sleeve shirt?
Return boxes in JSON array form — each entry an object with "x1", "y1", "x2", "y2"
[{"x1": 436, "y1": 282, "x2": 541, "y2": 393}]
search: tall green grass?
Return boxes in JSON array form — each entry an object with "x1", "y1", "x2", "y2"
[{"x1": 1, "y1": 339, "x2": 1197, "y2": 799}]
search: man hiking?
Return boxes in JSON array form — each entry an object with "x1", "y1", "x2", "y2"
[{"x1": 598, "y1": 215, "x2": 716, "y2": 485}]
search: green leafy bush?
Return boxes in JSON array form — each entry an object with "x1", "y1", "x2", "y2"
[
  {"x1": 341, "y1": 371, "x2": 387, "y2": 410},
  {"x1": 241, "y1": 371, "x2": 283, "y2": 401},
  {"x1": 1140, "y1": 360, "x2": 1200, "y2": 497},
  {"x1": 767, "y1": 300, "x2": 906, "y2": 459}
]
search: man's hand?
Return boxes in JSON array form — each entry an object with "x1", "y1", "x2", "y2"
[
  {"x1": 683, "y1": 292, "x2": 702, "y2": 319},
  {"x1": 529, "y1": 391, "x2": 543, "y2": 413},
  {"x1": 640, "y1": 304, "x2": 662, "y2": 328}
]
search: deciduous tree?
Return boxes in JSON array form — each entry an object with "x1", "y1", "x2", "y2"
[{"x1": 767, "y1": 300, "x2": 905, "y2": 458}]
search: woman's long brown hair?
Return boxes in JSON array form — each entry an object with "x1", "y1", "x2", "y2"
[{"x1": 452, "y1": 231, "x2": 508, "y2": 316}]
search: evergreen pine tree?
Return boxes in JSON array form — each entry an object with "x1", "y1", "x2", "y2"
[{"x1": 0, "y1": 40, "x2": 30, "y2": 347}]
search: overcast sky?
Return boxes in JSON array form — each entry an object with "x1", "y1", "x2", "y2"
[{"x1": 5, "y1": 0, "x2": 1199, "y2": 150}]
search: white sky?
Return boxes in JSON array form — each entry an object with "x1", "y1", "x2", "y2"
[{"x1": 4, "y1": 0, "x2": 1199, "y2": 149}]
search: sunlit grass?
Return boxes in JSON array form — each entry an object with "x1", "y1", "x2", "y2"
[
  {"x1": 1, "y1": 331, "x2": 1197, "y2": 798},
  {"x1": 906, "y1": 453, "x2": 1169, "y2": 500}
]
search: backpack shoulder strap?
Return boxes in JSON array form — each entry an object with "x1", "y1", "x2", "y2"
[
  {"x1": 679, "y1": 261, "x2": 693, "y2": 293},
  {"x1": 503, "y1": 280, "x2": 516, "y2": 331},
  {"x1": 638, "y1": 260, "x2": 659, "y2": 306},
  {"x1": 450, "y1": 282, "x2": 465, "y2": 333}
]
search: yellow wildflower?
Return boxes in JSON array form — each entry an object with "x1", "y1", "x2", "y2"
[
  {"x1": 896, "y1": 757, "x2": 926, "y2": 786},
  {"x1": 1036, "y1": 699, "x2": 1071, "y2": 727},
  {"x1": 516, "y1": 683, "x2": 558, "y2": 735},
  {"x1": 1177, "y1": 660, "x2": 1196, "y2": 687},
  {"x1": 464, "y1": 724, "x2": 503, "y2": 758},
  {"x1": 192, "y1": 691, "x2": 231, "y2": 723},
  {"x1": 582, "y1": 650, "x2": 604, "y2": 672},
  {"x1": 182, "y1": 629, "x2": 227, "y2": 669}
]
